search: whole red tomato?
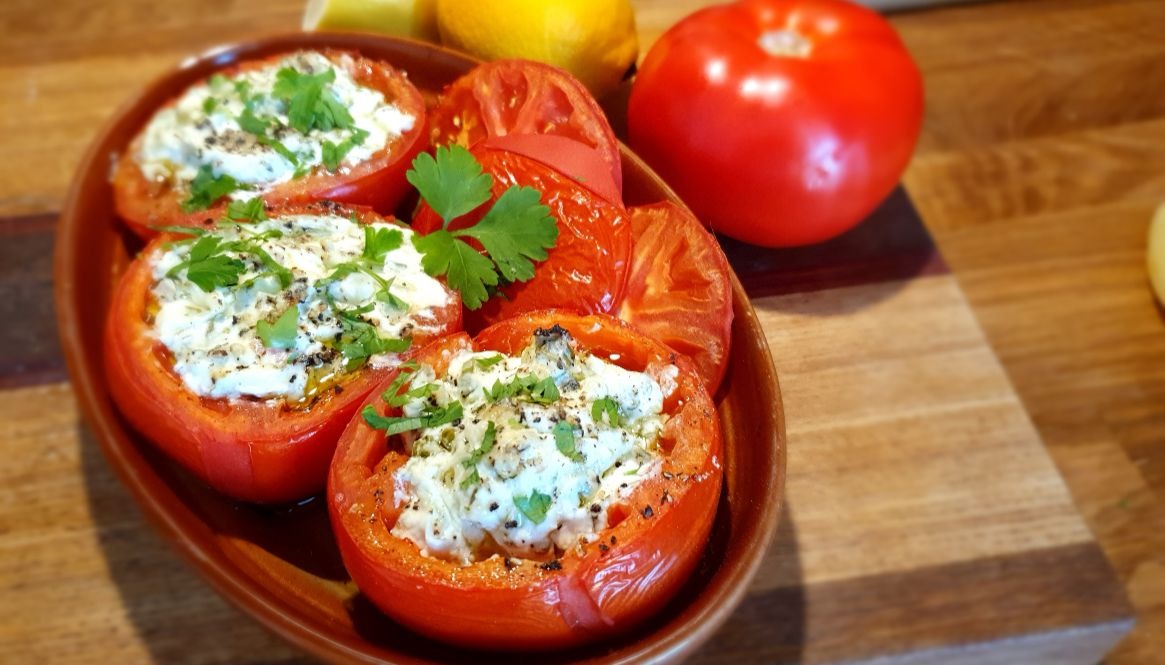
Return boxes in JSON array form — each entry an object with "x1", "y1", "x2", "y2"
[
  {"x1": 627, "y1": 0, "x2": 923, "y2": 247},
  {"x1": 328, "y1": 311, "x2": 722, "y2": 649}
]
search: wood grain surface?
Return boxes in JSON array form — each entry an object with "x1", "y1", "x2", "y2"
[{"x1": 1, "y1": 0, "x2": 1161, "y2": 663}]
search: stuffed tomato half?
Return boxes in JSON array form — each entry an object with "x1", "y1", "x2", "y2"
[
  {"x1": 105, "y1": 203, "x2": 461, "y2": 503},
  {"x1": 113, "y1": 49, "x2": 427, "y2": 237},
  {"x1": 328, "y1": 311, "x2": 723, "y2": 650}
]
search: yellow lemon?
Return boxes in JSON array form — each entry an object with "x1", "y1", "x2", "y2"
[
  {"x1": 303, "y1": 0, "x2": 439, "y2": 42},
  {"x1": 1149, "y1": 203, "x2": 1165, "y2": 305},
  {"x1": 436, "y1": 0, "x2": 637, "y2": 98}
]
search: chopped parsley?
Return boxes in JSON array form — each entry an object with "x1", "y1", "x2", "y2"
[
  {"x1": 553, "y1": 421, "x2": 583, "y2": 462},
  {"x1": 362, "y1": 399, "x2": 463, "y2": 435},
  {"x1": 322, "y1": 129, "x2": 369, "y2": 172},
  {"x1": 592, "y1": 397, "x2": 622, "y2": 427},
  {"x1": 513, "y1": 490, "x2": 552, "y2": 525},
  {"x1": 407, "y1": 145, "x2": 558, "y2": 309},
  {"x1": 273, "y1": 67, "x2": 354, "y2": 134},
  {"x1": 256, "y1": 305, "x2": 299, "y2": 349},
  {"x1": 483, "y1": 374, "x2": 560, "y2": 404},
  {"x1": 181, "y1": 165, "x2": 240, "y2": 213},
  {"x1": 332, "y1": 303, "x2": 411, "y2": 370},
  {"x1": 462, "y1": 420, "x2": 497, "y2": 471},
  {"x1": 225, "y1": 197, "x2": 267, "y2": 222}
]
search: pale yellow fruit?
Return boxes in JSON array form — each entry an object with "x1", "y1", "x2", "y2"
[
  {"x1": 436, "y1": 0, "x2": 637, "y2": 98},
  {"x1": 303, "y1": 0, "x2": 439, "y2": 42},
  {"x1": 1149, "y1": 203, "x2": 1165, "y2": 304}
]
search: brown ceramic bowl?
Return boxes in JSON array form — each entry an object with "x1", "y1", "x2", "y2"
[{"x1": 53, "y1": 33, "x2": 785, "y2": 664}]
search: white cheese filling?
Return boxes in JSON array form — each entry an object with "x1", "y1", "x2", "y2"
[
  {"x1": 136, "y1": 50, "x2": 414, "y2": 196},
  {"x1": 390, "y1": 328, "x2": 670, "y2": 565},
  {"x1": 148, "y1": 214, "x2": 450, "y2": 402}
]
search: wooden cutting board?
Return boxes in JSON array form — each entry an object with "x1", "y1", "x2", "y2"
[
  {"x1": 0, "y1": 0, "x2": 1136, "y2": 661},
  {"x1": 0, "y1": 190, "x2": 1133, "y2": 665}
]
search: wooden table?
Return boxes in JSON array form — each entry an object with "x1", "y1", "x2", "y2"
[{"x1": 1, "y1": 0, "x2": 1162, "y2": 663}]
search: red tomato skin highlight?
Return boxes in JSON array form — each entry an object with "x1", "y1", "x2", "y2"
[
  {"x1": 628, "y1": 0, "x2": 923, "y2": 247},
  {"x1": 412, "y1": 146, "x2": 632, "y2": 332},
  {"x1": 428, "y1": 59, "x2": 623, "y2": 193},
  {"x1": 104, "y1": 205, "x2": 462, "y2": 503},
  {"x1": 113, "y1": 50, "x2": 429, "y2": 239},
  {"x1": 328, "y1": 312, "x2": 722, "y2": 650}
]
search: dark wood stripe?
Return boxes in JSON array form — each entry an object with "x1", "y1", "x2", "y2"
[
  {"x1": 723, "y1": 187, "x2": 949, "y2": 298},
  {"x1": 0, "y1": 216, "x2": 65, "y2": 388},
  {"x1": 688, "y1": 542, "x2": 1133, "y2": 665}
]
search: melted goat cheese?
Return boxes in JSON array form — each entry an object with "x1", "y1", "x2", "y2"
[
  {"x1": 137, "y1": 51, "x2": 414, "y2": 195},
  {"x1": 149, "y1": 214, "x2": 450, "y2": 402},
  {"x1": 391, "y1": 329, "x2": 670, "y2": 565}
]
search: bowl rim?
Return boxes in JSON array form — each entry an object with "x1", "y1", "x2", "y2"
[{"x1": 53, "y1": 31, "x2": 786, "y2": 665}]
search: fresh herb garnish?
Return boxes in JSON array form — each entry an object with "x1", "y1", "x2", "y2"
[
  {"x1": 256, "y1": 305, "x2": 299, "y2": 350},
  {"x1": 273, "y1": 67, "x2": 354, "y2": 134},
  {"x1": 483, "y1": 374, "x2": 560, "y2": 404},
  {"x1": 468, "y1": 354, "x2": 504, "y2": 371},
  {"x1": 462, "y1": 420, "x2": 497, "y2": 470},
  {"x1": 169, "y1": 235, "x2": 245, "y2": 291},
  {"x1": 202, "y1": 97, "x2": 218, "y2": 114},
  {"x1": 322, "y1": 129, "x2": 369, "y2": 172},
  {"x1": 362, "y1": 400, "x2": 463, "y2": 435},
  {"x1": 225, "y1": 197, "x2": 267, "y2": 222},
  {"x1": 182, "y1": 165, "x2": 240, "y2": 213},
  {"x1": 407, "y1": 145, "x2": 558, "y2": 309},
  {"x1": 333, "y1": 303, "x2": 411, "y2": 370},
  {"x1": 591, "y1": 397, "x2": 622, "y2": 427},
  {"x1": 362, "y1": 225, "x2": 404, "y2": 263},
  {"x1": 514, "y1": 490, "x2": 552, "y2": 524},
  {"x1": 553, "y1": 421, "x2": 583, "y2": 462},
  {"x1": 377, "y1": 363, "x2": 438, "y2": 407}
]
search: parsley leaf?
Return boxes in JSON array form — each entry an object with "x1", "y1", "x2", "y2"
[
  {"x1": 413, "y1": 230, "x2": 498, "y2": 309},
  {"x1": 237, "y1": 106, "x2": 271, "y2": 135},
  {"x1": 454, "y1": 186, "x2": 556, "y2": 283},
  {"x1": 362, "y1": 225, "x2": 404, "y2": 264},
  {"x1": 273, "y1": 67, "x2": 353, "y2": 134},
  {"x1": 322, "y1": 128, "x2": 369, "y2": 172},
  {"x1": 332, "y1": 304, "x2": 410, "y2": 370},
  {"x1": 406, "y1": 145, "x2": 493, "y2": 223},
  {"x1": 225, "y1": 197, "x2": 268, "y2": 222},
  {"x1": 553, "y1": 421, "x2": 583, "y2": 462},
  {"x1": 171, "y1": 235, "x2": 246, "y2": 292},
  {"x1": 182, "y1": 165, "x2": 239, "y2": 213},
  {"x1": 406, "y1": 146, "x2": 559, "y2": 310},
  {"x1": 362, "y1": 400, "x2": 463, "y2": 435},
  {"x1": 256, "y1": 305, "x2": 299, "y2": 349},
  {"x1": 202, "y1": 97, "x2": 218, "y2": 114},
  {"x1": 462, "y1": 420, "x2": 497, "y2": 469},
  {"x1": 460, "y1": 468, "x2": 481, "y2": 490},
  {"x1": 378, "y1": 363, "x2": 438, "y2": 408},
  {"x1": 514, "y1": 490, "x2": 552, "y2": 524},
  {"x1": 591, "y1": 397, "x2": 622, "y2": 427},
  {"x1": 483, "y1": 374, "x2": 559, "y2": 404}
]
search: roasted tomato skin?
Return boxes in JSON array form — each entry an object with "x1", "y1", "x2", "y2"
[
  {"x1": 428, "y1": 59, "x2": 623, "y2": 193},
  {"x1": 104, "y1": 204, "x2": 462, "y2": 504},
  {"x1": 412, "y1": 145, "x2": 632, "y2": 333},
  {"x1": 113, "y1": 49, "x2": 428, "y2": 239},
  {"x1": 328, "y1": 311, "x2": 722, "y2": 650},
  {"x1": 618, "y1": 202, "x2": 734, "y2": 393}
]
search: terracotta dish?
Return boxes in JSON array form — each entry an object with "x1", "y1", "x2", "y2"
[{"x1": 54, "y1": 33, "x2": 785, "y2": 664}]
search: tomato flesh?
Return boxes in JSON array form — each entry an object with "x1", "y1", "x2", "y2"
[
  {"x1": 618, "y1": 202, "x2": 734, "y2": 393},
  {"x1": 328, "y1": 311, "x2": 722, "y2": 649},
  {"x1": 428, "y1": 59, "x2": 623, "y2": 194}
]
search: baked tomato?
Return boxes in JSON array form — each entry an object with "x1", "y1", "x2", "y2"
[
  {"x1": 627, "y1": 0, "x2": 923, "y2": 247},
  {"x1": 104, "y1": 203, "x2": 461, "y2": 503},
  {"x1": 618, "y1": 202, "x2": 734, "y2": 393},
  {"x1": 428, "y1": 59, "x2": 623, "y2": 193},
  {"x1": 328, "y1": 311, "x2": 722, "y2": 649},
  {"x1": 113, "y1": 49, "x2": 428, "y2": 238},
  {"x1": 412, "y1": 144, "x2": 632, "y2": 332}
]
